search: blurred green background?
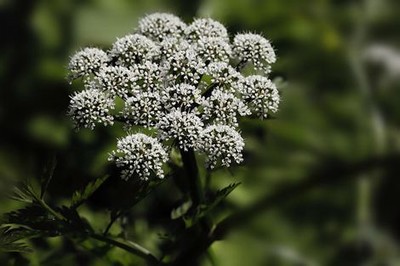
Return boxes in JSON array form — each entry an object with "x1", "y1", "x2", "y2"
[{"x1": 1, "y1": 0, "x2": 400, "y2": 265}]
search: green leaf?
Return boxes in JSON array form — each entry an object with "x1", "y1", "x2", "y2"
[
  {"x1": 0, "y1": 226, "x2": 37, "y2": 253},
  {"x1": 171, "y1": 200, "x2": 193, "y2": 220},
  {"x1": 8, "y1": 183, "x2": 36, "y2": 203},
  {"x1": 1, "y1": 205, "x2": 59, "y2": 235},
  {"x1": 71, "y1": 175, "x2": 109, "y2": 208},
  {"x1": 182, "y1": 183, "x2": 241, "y2": 228}
]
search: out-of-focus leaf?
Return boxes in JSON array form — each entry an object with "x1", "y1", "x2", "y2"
[
  {"x1": 71, "y1": 175, "x2": 109, "y2": 208},
  {"x1": 1, "y1": 205, "x2": 60, "y2": 236},
  {"x1": 183, "y1": 183, "x2": 241, "y2": 227},
  {"x1": 0, "y1": 226, "x2": 38, "y2": 253},
  {"x1": 171, "y1": 200, "x2": 192, "y2": 220},
  {"x1": 8, "y1": 182, "x2": 37, "y2": 203}
]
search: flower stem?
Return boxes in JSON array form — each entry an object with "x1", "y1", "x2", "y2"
[
  {"x1": 90, "y1": 233, "x2": 160, "y2": 265},
  {"x1": 179, "y1": 147, "x2": 203, "y2": 206}
]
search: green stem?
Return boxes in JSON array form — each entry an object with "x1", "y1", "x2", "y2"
[
  {"x1": 32, "y1": 187, "x2": 160, "y2": 264},
  {"x1": 103, "y1": 211, "x2": 122, "y2": 236},
  {"x1": 31, "y1": 191, "x2": 66, "y2": 221},
  {"x1": 179, "y1": 147, "x2": 203, "y2": 205},
  {"x1": 90, "y1": 233, "x2": 160, "y2": 265}
]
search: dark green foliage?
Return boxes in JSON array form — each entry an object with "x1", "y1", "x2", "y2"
[
  {"x1": 0, "y1": 227, "x2": 36, "y2": 253},
  {"x1": 71, "y1": 175, "x2": 109, "y2": 208}
]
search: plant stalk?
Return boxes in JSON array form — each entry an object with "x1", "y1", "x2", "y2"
[
  {"x1": 90, "y1": 233, "x2": 160, "y2": 265},
  {"x1": 179, "y1": 147, "x2": 203, "y2": 206}
]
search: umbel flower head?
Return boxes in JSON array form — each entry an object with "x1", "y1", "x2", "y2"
[
  {"x1": 160, "y1": 83, "x2": 202, "y2": 111},
  {"x1": 233, "y1": 33, "x2": 276, "y2": 73},
  {"x1": 138, "y1": 13, "x2": 187, "y2": 42},
  {"x1": 200, "y1": 89, "x2": 250, "y2": 127},
  {"x1": 243, "y1": 75, "x2": 280, "y2": 119},
  {"x1": 68, "y1": 47, "x2": 109, "y2": 81},
  {"x1": 67, "y1": 13, "x2": 281, "y2": 180},
  {"x1": 205, "y1": 62, "x2": 243, "y2": 92},
  {"x1": 122, "y1": 92, "x2": 163, "y2": 128},
  {"x1": 157, "y1": 110, "x2": 204, "y2": 151},
  {"x1": 199, "y1": 125, "x2": 245, "y2": 168},
  {"x1": 96, "y1": 66, "x2": 135, "y2": 99},
  {"x1": 68, "y1": 85, "x2": 115, "y2": 130},
  {"x1": 194, "y1": 37, "x2": 232, "y2": 64},
  {"x1": 109, "y1": 34, "x2": 160, "y2": 66},
  {"x1": 185, "y1": 18, "x2": 229, "y2": 42},
  {"x1": 109, "y1": 133, "x2": 168, "y2": 180}
]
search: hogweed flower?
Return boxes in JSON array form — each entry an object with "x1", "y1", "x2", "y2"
[
  {"x1": 200, "y1": 125, "x2": 245, "y2": 168},
  {"x1": 157, "y1": 110, "x2": 204, "y2": 151},
  {"x1": 159, "y1": 38, "x2": 191, "y2": 60},
  {"x1": 68, "y1": 86, "x2": 115, "y2": 130},
  {"x1": 122, "y1": 92, "x2": 163, "y2": 128},
  {"x1": 185, "y1": 18, "x2": 229, "y2": 42},
  {"x1": 205, "y1": 62, "x2": 244, "y2": 93},
  {"x1": 96, "y1": 66, "x2": 135, "y2": 99},
  {"x1": 68, "y1": 47, "x2": 109, "y2": 81},
  {"x1": 194, "y1": 37, "x2": 232, "y2": 64},
  {"x1": 162, "y1": 47, "x2": 206, "y2": 85},
  {"x1": 138, "y1": 13, "x2": 187, "y2": 42},
  {"x1": 67, "y1": 12, "x2": 280, "y2": 179},
  {"x1": 109, "y1": 133, "x2": 168, "y2": 180},
  {"x1": 200, "y1": 89, "x2": 250, "y2": 127},
  {"x1": 130, "y1": 61, "x2": 163, "y2": 91},
  {"x1": 160, "y1": 83, "x2": 202, "y2": 111},
  {"x1": 109, "y1": 34, "x2": 160, "y2": 66},
  {"x1": 243, "y1": 75, "x2": 280, "y2": 118},
  {"x1": 233, "y1": 33, "x2": 276, "y2": 73}
]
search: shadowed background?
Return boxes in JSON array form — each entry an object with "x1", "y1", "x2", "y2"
[{"x1": 1, "y1": 0, "x2": 400, "y2": 265}]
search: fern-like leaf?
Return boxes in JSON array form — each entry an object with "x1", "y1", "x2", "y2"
[{"x1": 71, "y1": 175, "x2": 109, "y2": 208}]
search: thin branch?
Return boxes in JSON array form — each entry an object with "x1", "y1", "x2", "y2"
[
  {"x1": 90, "y1": 233, "x2": 160, "y2": 265},
  {"x1": 103, "y1": 211, "x2": 122, "y2": 236},
  {"x1": 40, "y1": 155, "x2": 57, "y2": 200}
]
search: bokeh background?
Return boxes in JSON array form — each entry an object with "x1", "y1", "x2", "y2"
[{"x1": 1, "y1": 0, "x2": 400, "y2": 265}]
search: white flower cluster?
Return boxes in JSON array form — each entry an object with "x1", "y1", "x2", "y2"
[
  {"x1": 243, "y1": 76, "x2": 280, "y2": 119},
  {"x1": 67, "y1": 85, "x2": 115, "y2": 130},
  {"x1": 67, "y1": 13, "x2": 280, "y2": 179},
  {"x1": 200, "y1": 125, "x2": 245, "y2": 168},
  {"x1": 138, "y1": 13, "x2": 186, "y2": 41},
  {"x1": 109, "y1": 34, "x2": 160, "y2": 66},
  {"x1": 68, "y1": 48, "x2": 109, "y2": 81},
  {"x1": 157, "y1": 110, "x2": 204, "y2": 151},
  {"x1": 109, "y1": 134, "x2": 168, "y2": 180},
  {"x1": 201, "y1": 89, "x2": 250, "y2": 127},
  {"x1": 233, "y1": 33, "x2": 276, "y2": 73}
]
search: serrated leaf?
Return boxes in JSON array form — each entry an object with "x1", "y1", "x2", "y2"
[
  {"x1": 0, "y1": 242, "x2": 32, "y2": 253},
  {"x1": 184, "y1": 183, "x2": 241, "y2": 227},
  {"x1": 71, "y1": 175, "x2": 109, "y2": 208},
  {"x1": 199, "y1": 182, "x2": 241, "y2": 216},
  {"x1": 8, "y1": 183, "x2": 36, "y2": 203},
  {"x1": 1, "y1": 205, "x2": 60, "y2": 235},
  {"x1": 214, "y1": 182, "x2": 241, "y2": 201},
  {"x1": 0, "y1": 227, "x2": 37, "y2": 253}
]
